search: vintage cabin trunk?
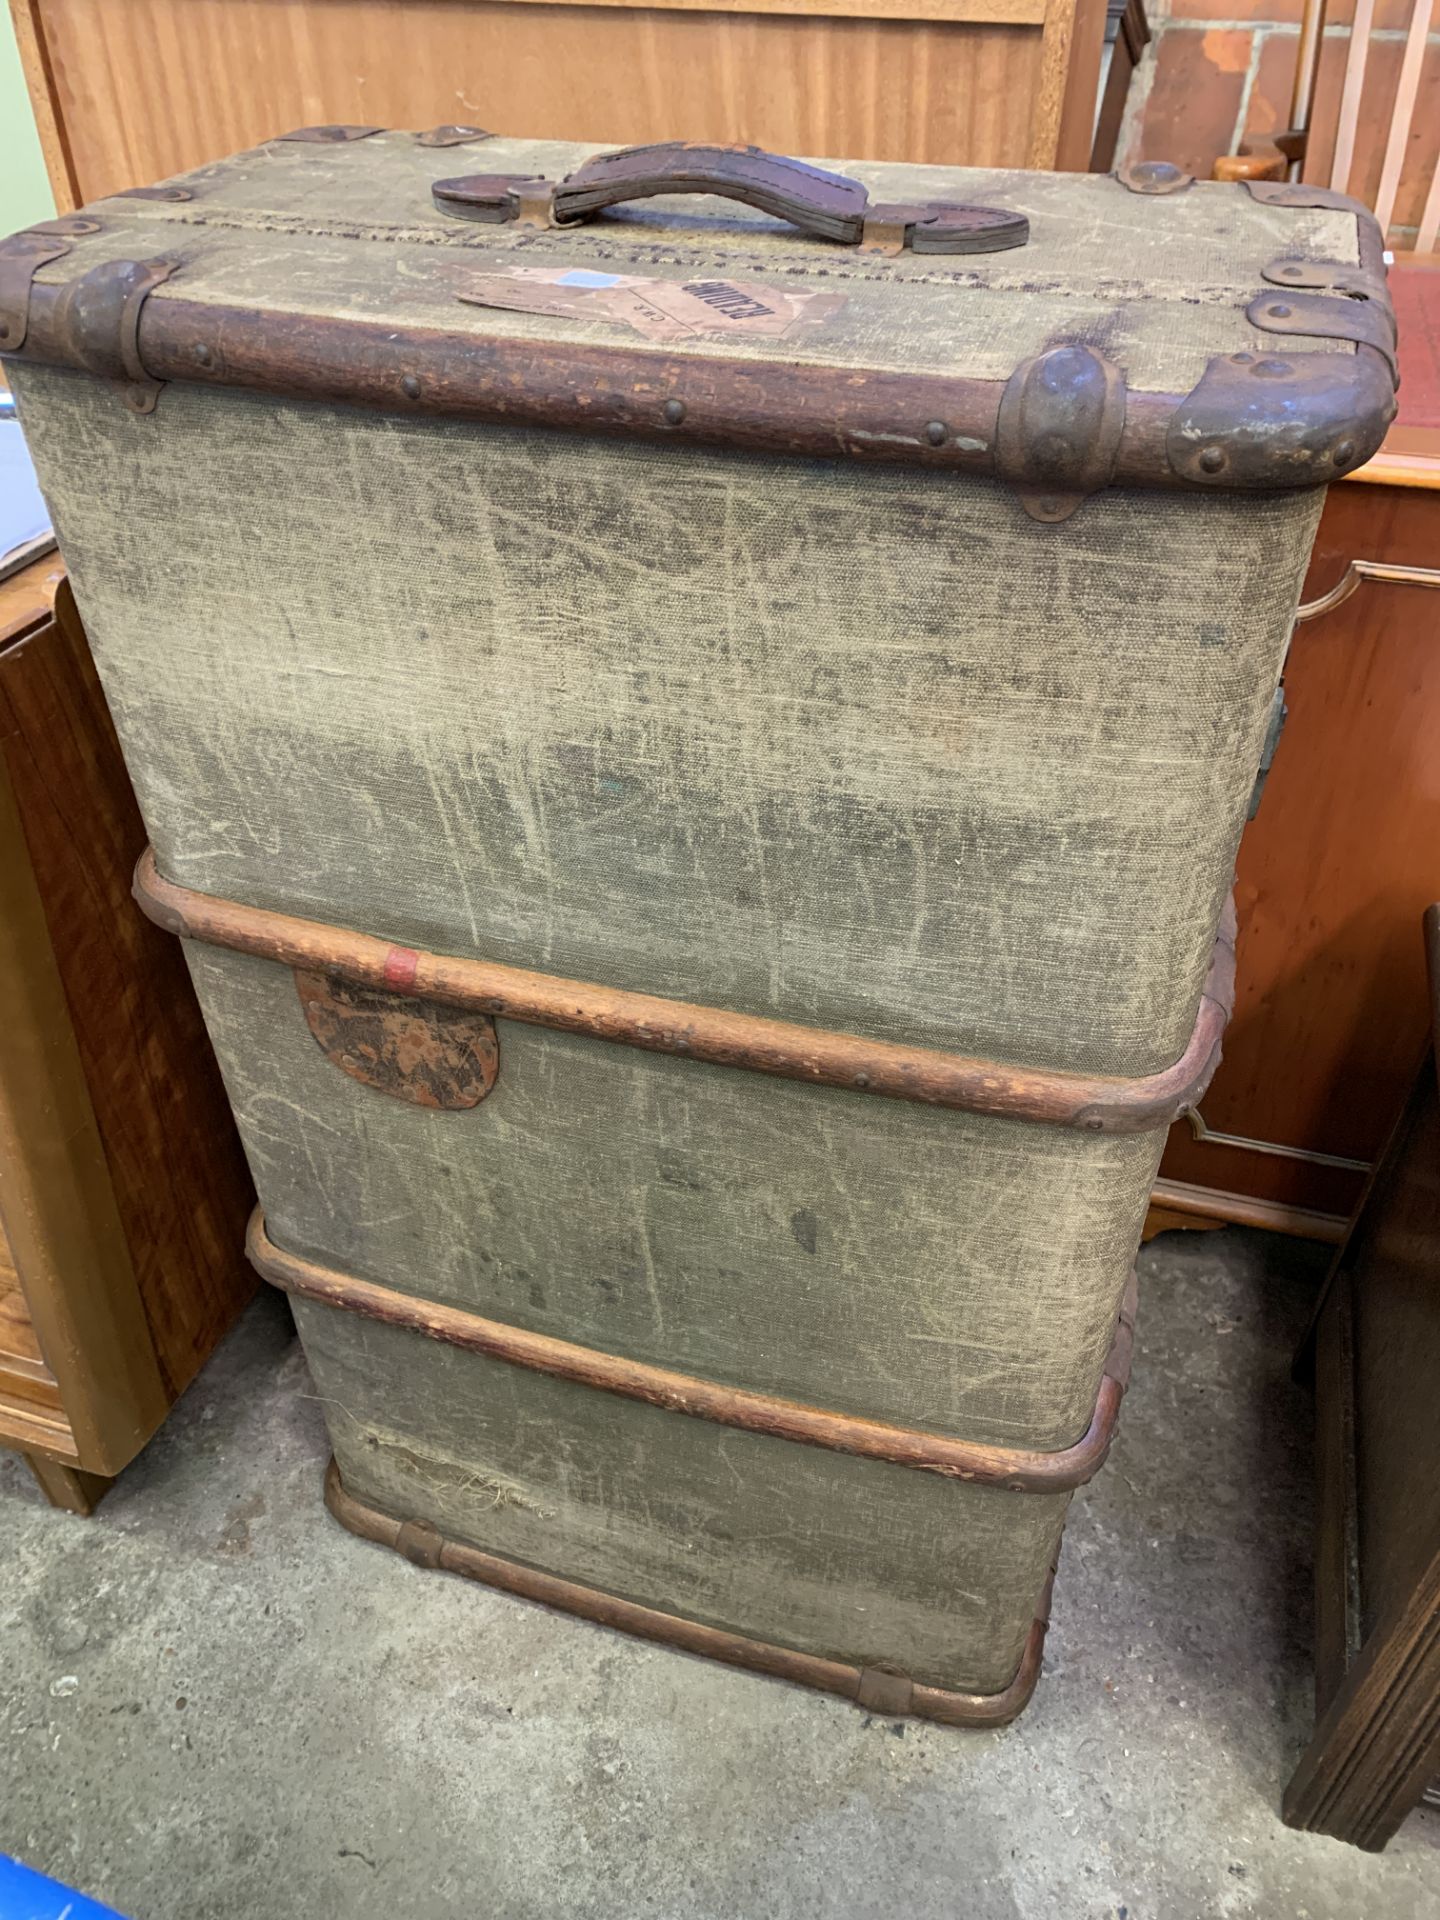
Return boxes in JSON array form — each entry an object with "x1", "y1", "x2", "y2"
[{"x1": 1, "y1": 133, "x2": 1395, "y2": 1720}]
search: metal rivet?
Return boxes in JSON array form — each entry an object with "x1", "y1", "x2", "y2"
[
  {"x1": 1332, "y1": 439, "x2": 1356, "y2": 466},
  {"x1": 192, "y1": 343, "x2": 212, "y2": 367},
  {"x1": 853, "y1": 1073, "x2": 871, "y2": 1088},
  {"x1": 1269, "y1": 303, "x2": 1292, "y2": 318},
  {"x1": 1254, "y1": 358, "x2": 1293, "y2": 378},
  {"x1": 663, "y1": 398, "x2": 686, "y2": 425},
  {"x1": 1198, "y1": 446, "x2": 1226, "y2": 474},
  {"x1": 401, "y1": 374, "x2": 421, "y2": 400},
  {"x1": 1232, "y1": 352, "x2": 1255, "y2": 365},
  {"x1": 925, "y1": 421, "x2": 947, "y2": 447}
]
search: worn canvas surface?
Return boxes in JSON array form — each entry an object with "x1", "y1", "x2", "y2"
[
  {"x1": 15, "y1": 373, "x2": 1318, "y2": 1076},
  {"x1": 188, "y1": 944, "x2": 1157, "y2": 1448},
  {"x1": 299, "y1": 1297, "x2": 1070, "y2": 1697},
  {"x1": 14, "y1": 132, "x2": 1359, "y2": 397},
  {"x1": 6, "y1": 145, "x2": 1332, "y2": 1675}
]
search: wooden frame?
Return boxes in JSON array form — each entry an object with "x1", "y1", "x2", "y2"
[
  {"x1": 0, "y1": 561, "x2": 255, "y2": 1507},
  {"x1": 1284, "y1": 907, "x2": 1440, "y2": 1849},
  {"x1": 6, "y1": 0, "x2": 1110, "y2": 219}
]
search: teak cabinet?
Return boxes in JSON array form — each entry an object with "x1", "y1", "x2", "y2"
[
  {"x1": 1284, "y1": 907, "x2": 1440, "y2": 1850},
  {"x1": 0, "y1": 559, "x2": 254, "y2": 1512},
  {"x1": 1151, "y1": 258, "x2": 1440, "y2": 1245},
  {"x1": 10, "y1": 0, "x2": 1111, "y2": 213}
]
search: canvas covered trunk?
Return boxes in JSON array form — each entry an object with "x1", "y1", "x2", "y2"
[{"x1": 2, "y1": 130, "x2": 1395, "y2": 1719}]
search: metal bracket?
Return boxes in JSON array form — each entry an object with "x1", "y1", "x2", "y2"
[
  {"x1": 111, "y1": 184, "x2": 196, "y2": 203},
  {"x1": 1244, "y1": 179, "x2": 1371, "y2": 217},
  {"x1": 0, "y1": 216, "x2": 102, "y2": 354},
  {"x1": 415, "y1": 124, "x2": 494, "y2": 147},
  {"x1": 49, "y1": 255, "x2": 180, "y2": 413},
  {"x1": 275, "y1": 124, "x2": 383, "y2": 144},
  {"x1": 1167, "y1": 347, "x2": 1396, "y2": 488},
  {"x1": 432, "y1": 173, "x2": 556, "y2": 227},
  {"x1": 1247, "y1": 290, "x2": 1398, "y2": 381},
  {"x1": 1262, "y1": 258, "x2": 1389, "y2": 301},
  {"x1": 1243, "y1": 178, "x2": 1389, "y2": 277},
  {"x1": 0, "y1": 231, "x2": 73, "y2": 354},
  {"x1": 1115, "y1": 159, "x2": 1194, "y2": 195},
  {"x1": 995, "y1": 344, "x2": 1127, "y2": 523}
]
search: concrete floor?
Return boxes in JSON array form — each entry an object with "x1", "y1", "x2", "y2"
[{"x1": 2, "y1": 1228, "x2": 1438, "y2": 1919}]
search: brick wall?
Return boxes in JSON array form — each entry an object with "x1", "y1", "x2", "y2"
[{"x1": 1123, "y1": 0, "x2": 1440, "y2": 245}]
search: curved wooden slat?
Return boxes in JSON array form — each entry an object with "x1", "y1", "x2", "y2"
[
  {"x1": 249, "y1": 1210, "x2": 1137, "y2": 1492},
  {"x1": 134, "y1": 850, "x2": 1235, "y2": 1134}
]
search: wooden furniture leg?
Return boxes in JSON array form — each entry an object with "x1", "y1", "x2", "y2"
[{"x1": 23, "y1": 1454, "x2": 113, "y2": 1515}]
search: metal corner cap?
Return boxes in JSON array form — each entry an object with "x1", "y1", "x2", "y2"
[{"x1": 1167, "y1": 347, "x2": 1397, "y2": 490}]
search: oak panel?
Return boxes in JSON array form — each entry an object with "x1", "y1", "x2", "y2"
[
  {"x1": 0, "y1": 585, "x2": 256, "y2": 1406},
  {"x1": 21, "y1": 0, "x2": 1060, "y2": 210}
]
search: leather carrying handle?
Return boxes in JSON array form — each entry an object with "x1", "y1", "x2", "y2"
[{"x1": 433, "y1": 142, "x2": 1029, "y2": 256}]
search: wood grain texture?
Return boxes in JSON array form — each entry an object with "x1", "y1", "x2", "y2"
[
  {"x1": 5, "y1": 0, "x2": 79, "y2": 210},
  {"x1": 1285, "y1": 936, "x2": 1440, "y2": 1848},
  {"x1": 1143, "y1": 1178, "x2": 1347, "y2": 1243},
  {"x1": 0, "y1": 1229, "x2": 46, "y2": 1368},
  {"x1": 0, "y1": 584, "x2": 255, "y2": 1406},
  {"x1": 1372, "y1": 0, "x2": 1434, "y2": 237},
  {"x1": 1331, "y1": 0, "x2": 1377, "y2": 194},
  {"x1": 1157, "y1": 479, "x2": 1440, "y2": 1221},
  {"x1": 0, "y1": 559, "x2": 63, "y2": 649},
  {"x1": 15, "y1": 0, "x2": 1090, "y2": 209},
  {"x1": 0, "y1": 735, "x2": 165, "y2": 1468},
  {"x1": 23, "y1": 1453, "x2": 111, "y2": 1513}
]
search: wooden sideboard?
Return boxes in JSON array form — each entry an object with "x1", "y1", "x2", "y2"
[
  {"x1": 1151, "y1": 259, "x2": 1440, "y2": 1245},
  {"x1": 0, "y1": 559, "x2": 255, "y2": 1512},
  {"x1": 9, "y1": 0, "x2": 1111, "y2": 213},
  {"x1": 1284, "y1": 907, "x2": 1440, "y2": 1850}
]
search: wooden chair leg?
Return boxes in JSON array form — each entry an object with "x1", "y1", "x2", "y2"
[{"x1": 23, "y1": 1454, "x2": 113, "y2": 1515}]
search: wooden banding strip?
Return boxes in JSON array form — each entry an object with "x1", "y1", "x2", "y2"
[
  {"x1": 134, "y1": 849, "x2": 1235, "y2": 1133},
  {"x1": 248, "y1": 1209, "x2": 1137, "y2": 1493},
  {"x1": 14, "y1": 281, "x2": 1394, "y2": 494},
  {"x1": 324, "y1": 1458, "x2": 1055, "y2": 1725}
]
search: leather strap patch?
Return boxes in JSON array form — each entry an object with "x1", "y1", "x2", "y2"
[{"x1": 855, "y1": 1666, "x2": 915, "y2": 1716}]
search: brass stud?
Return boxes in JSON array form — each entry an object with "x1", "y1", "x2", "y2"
[
  {"x1": 193, "y1": 343, "x2": 213, "y2": 367},
  {"x1": 1198, "y1": 446, "x2": 1226, "y2": 474},
  {"x1": 1332, "y1": 439, "x2": 1356, "y2": 466},
  {"x1": 925, "y1": 421, "x2": 947, "y2": 447},
  {"x1": 663, "y1": 398, "x2": 686, "y2": 426},
  {"x1": 401, "y1": 374, "x2": 421, "y2": 400}
]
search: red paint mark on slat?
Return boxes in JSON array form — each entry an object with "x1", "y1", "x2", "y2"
[{"x1": 383, "y1": 946, "x2": 420, "y2": 991}]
